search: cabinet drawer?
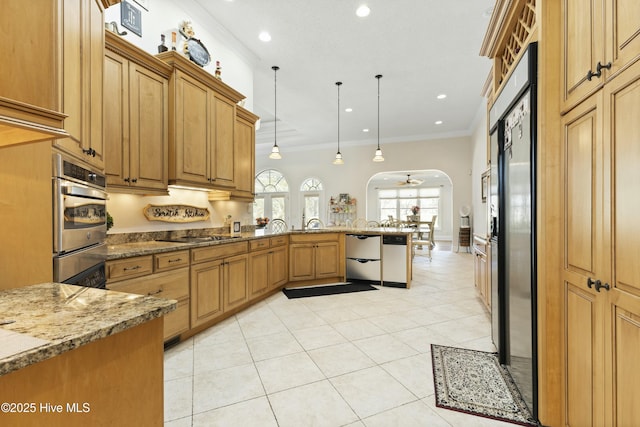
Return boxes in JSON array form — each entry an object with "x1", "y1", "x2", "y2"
[
  {"x1": 164, "y1": 299, "x2": 190, "y2": 340},
  {"x1": 250, "y1": 238, "x2": 270, "y2": 251},
  {"x1": 270, "y1": 235, "x2": 288, "y2": 247},
  {"x1": 107, "y1": 256, "x2": 153, "y2": 282},
  {"x1": 155, "y1": 250, "x2": 190, "y2": 271},
  {"x1": 108, "y1": 268, "x2": 189, "y2": 300},
  {"x1": 191, "y1": 242, "x2": 248, "y2": 264},
  {"x1": 290, "y1": 233, "x2": 339, "y2": 243}
]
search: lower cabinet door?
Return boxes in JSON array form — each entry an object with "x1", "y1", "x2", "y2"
[
  {"x1": 190, "y1": 259, "x2": 224, "y2": 327},
  {"x1": 224, "y1": 254, "x2": 249, "y2": 311},
  {"x1": 269, "y1": 246, "x2": 288, "y2": 289},
  {"x1": 249, "y1": 250, "x2": 270, "y2": 297}
]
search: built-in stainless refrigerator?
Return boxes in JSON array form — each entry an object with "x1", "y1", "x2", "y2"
[{"x1": 488, "y1": 42, "x2": 537, "y2": 421}]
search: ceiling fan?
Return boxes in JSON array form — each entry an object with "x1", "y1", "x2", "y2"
[{"x1": 398, "y1": 174, "x2": 424, "y2": 186}]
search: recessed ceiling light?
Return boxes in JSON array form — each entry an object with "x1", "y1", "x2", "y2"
[
  {"x1": 258, "y1": 31, "x2": 271, "y2": 42},
  {"x1": 356, "y1": 5, "x2": 370, "y2": 17},
  {"x1": 437, "y1": 94, "x2": 447, "y2": 99},
  {"x1": 362, "y1": 128, "x2": 369, "y2": 132},
  {"x1": 345, "y1": 108, "x2": 353, "y2": 112},
  {"x1": 435, "y1": 120, "x2": 443, "y2": 125}
]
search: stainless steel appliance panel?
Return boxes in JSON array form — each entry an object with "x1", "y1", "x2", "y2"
[
  {"x1": 504, "y1": 89, "x2": 535, "y2": 414},
  {"x1": 346, "y1": 258, "x2": 381, "y2": 282},
  {"x1": 53, "y1": 243, "x2": 107, "y2": 284},
  {"x1": 53, "y1": 178, "x2": 107, "y2": 254},
  {"x1": 345, "y1": 234, "x2": 381, "y2": 260},
  {"x1": 382, "y1": 234, "x2": 407, "y2": 286},
  {"x1": 346, "y1": 234, "x2": 381, "y2": 283},
  {"x1": 52, "y1": 152, "x2": 107, "y2": 255},
  {"x1": 489, "y1": 126, "x2": 503, "y2": 362}
]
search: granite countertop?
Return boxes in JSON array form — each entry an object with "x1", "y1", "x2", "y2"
[
  {"x1": 107, "y1": 228, "x2": 413, "y2": 260},
  {"x1": 0, "y1": 283, "x2": 175, "y2": 377}
]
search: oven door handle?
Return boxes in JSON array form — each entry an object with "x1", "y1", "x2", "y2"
[{"x1": 61, "y1": 183, "x2": 107, "y2": 200}]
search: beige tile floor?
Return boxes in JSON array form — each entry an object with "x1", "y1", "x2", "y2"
[{"x1": 164, "y1": 246, "x2": 515, "y2": 427}]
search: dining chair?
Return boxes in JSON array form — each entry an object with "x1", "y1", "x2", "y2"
[
  {"x1": 270, "y1": 219, "x2": 287, "y2": 233},
  {"x1": 306, "y1": 218, "x2": 324, "y2": 229}
]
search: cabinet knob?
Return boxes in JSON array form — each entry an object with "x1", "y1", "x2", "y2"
[
  {"x1": 595, "y1": 281, "x2": 610, "y2": 292},
  {"x1": 131, "y1": 178, "x2": 138, "y2": 183},
  {"x1": 124, "y1": 177, "x2": 130, "y2": 182},
  {"x1": 587, "y1": 277, "x2": 599, "y2": 289},
  {"x1": 586, "y1": 61, "x2": 612, "y2": 81}
]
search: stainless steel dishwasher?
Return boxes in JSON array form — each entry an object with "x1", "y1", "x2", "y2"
[
  {"x1": 382, "y1": 234, "x2": 408, "y2": 287},
  {"x1": 345, "y1": 234, "x2": 381, "y2": 285}
]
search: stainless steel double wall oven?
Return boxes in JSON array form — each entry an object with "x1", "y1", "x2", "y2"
[{"x1": 52, "y1": 152, "x2": 108, "y2": 288}]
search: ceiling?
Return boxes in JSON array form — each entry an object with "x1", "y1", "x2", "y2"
[{"x1": 191, "y1": 0, "x2": 495, "y2": 154}]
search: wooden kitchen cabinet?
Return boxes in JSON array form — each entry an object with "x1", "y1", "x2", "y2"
[
  {"x1": 158, "y1": 51, "x2": 245, "y2": 191},
  {"x1": 289, "y1": 233, "x2": 344, "y2": 284},
  {"x1": 232, "y1": 106, "x2": 259, "y2": 200},
  {"x1": 560, "y1": 60, "x2": 640, "y2": 427},
  {"x1": 223, "y1": 253, "x2": 249, "y2": 311},
  {"x1": 0, "y1": 0, "x2": 113, "y2": 149},
  {"x1": 190, "y1": 242, "x2": 248, "y2": 327},
  {"x1": 107, "y1": 250, "x2": 190, "y2": 341},
  {"x1": 561, "y1": 0, "x2": 640, "y2": 112},
  {"x1": 190, "y1": 258, "x2": 224, "y2": 328},
  {"x1": 104, "y1": 31, "x2": 171, "y2": 194},
  {"x1": 52, "y1": 0, "x2": 106, "y2": 169},
  {"x1": 473, "y1": 235, "x2": 490, "y2": 311},
  {"x1": 249, "y1": 236, "x2": 289, "y2": 297}
]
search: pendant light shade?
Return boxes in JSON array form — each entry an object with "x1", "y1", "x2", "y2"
[
  {"x1": 333, "y1": 81, "x2": 344, "y2": 165},
  {"x1": 269, "y1": 65, "x2": 282, "y2": 159},
  {"x1": 373, "y1": 74, "x2": 385, "y2": 162}
]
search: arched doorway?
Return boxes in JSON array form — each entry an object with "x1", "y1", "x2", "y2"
[{"x1": 366, "y1": 170, "x2": 454, "y2": 244}]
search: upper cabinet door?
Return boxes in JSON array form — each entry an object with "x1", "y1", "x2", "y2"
[
  {"x1": 0, "y1": 0, "x2": 69, "y2": 147},
  {"x1": 604, "y1": 0, "x2": 640, "y2": 79},
  {"x1": 53, "y1": 0, "x2": 105, "y2": 169},
  {"x1": 561, "y1": 0, "x2": 605, "y2": 113},
  {"x1": 128, "y1": 63, "x2": 169, "y2": 192},
  {"x1": 562, "y1": 0, "x2": 640, "y2": 113},
  {"x1": 211, "y1": 94, "x2": 236, "y2": 188},
  {"x1": 173, "y1": 71, "x2": 210, "y2": 185}
]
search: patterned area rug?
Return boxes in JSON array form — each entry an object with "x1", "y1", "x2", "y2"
[{"x1": 431, "y1": 344, "x2": 537, "y2": 426}]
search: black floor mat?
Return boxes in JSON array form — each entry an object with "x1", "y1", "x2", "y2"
[{"x1": 282, "y1": 283, "x2": 377, "y2": 299}]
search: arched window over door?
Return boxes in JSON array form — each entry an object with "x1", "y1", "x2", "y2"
[
  {"x1": 300, "y1": 177, "x2": 324, "y2": 223},
  {"x1": 254, "y1": 169, "x2": 289, "y2": 225}
]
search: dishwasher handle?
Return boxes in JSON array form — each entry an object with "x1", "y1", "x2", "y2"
[
  {"x1": 347, "y1": 257, "x2": 380, "y2": 264},
  {"x1": 347, "y1": 234, "x2": 375, "y2": 240}
]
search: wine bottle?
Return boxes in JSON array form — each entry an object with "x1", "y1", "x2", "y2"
[{"x1": 158, "y1": 34, "x2": 168, "y2": 53}]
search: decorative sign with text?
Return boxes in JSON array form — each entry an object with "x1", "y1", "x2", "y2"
[{"x1": 143, "y1": 204, "x2": 210, "y2": 223}]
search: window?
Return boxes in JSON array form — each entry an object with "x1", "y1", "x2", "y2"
[
  {"x1": 300, "y1": 177, "x2": 324, "y2": 222},
  {"x1": 254, "y1": 170, "x2": 289, "y2": 224},
  {"x1": 378, "y1": 187, "x2": 440, "y2": 226}
]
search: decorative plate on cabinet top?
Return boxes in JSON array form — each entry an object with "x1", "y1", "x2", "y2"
[{"x1": 186, "y1": 38, "x2": 211, "y2": 67}]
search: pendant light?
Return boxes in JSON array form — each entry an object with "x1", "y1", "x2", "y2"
[
  {"x1": 333, "y1": 81, "x2": 344, "y2": 165},
  {"x1": 269, "y1": 65, "x2": 282, "y2": 159},
  {"x1": 373, "y1": 74, "x2": 385, "y2": 162}
]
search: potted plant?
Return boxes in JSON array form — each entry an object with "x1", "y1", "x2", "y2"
[{"x1": 406, "y1": 206, "x2": 420, "y2": 222}]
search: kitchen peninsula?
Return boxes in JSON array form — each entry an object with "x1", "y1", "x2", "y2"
[
  {"x1": 106, "y1": 228, "x2": 413, "y2": 344},
  {"x1": 0, "y1": 283, "x2": 175, "y2": 426}
]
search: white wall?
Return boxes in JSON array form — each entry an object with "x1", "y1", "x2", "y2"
[
  {"x1": 104, "y1": 0, "x2": 258, "y2": 234},
  {"x1": 104, "y1": 0, "x2": 255, "y2": 110},
  {"x1": 470, "y1": 102, "x2": 489, "y2": 237},
  {"x1": 255, "y1": 135, "x2": 473, "y2": 245},
  {"x1": 107, "y1": 188, "x2": 253, "y2": 234}
]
